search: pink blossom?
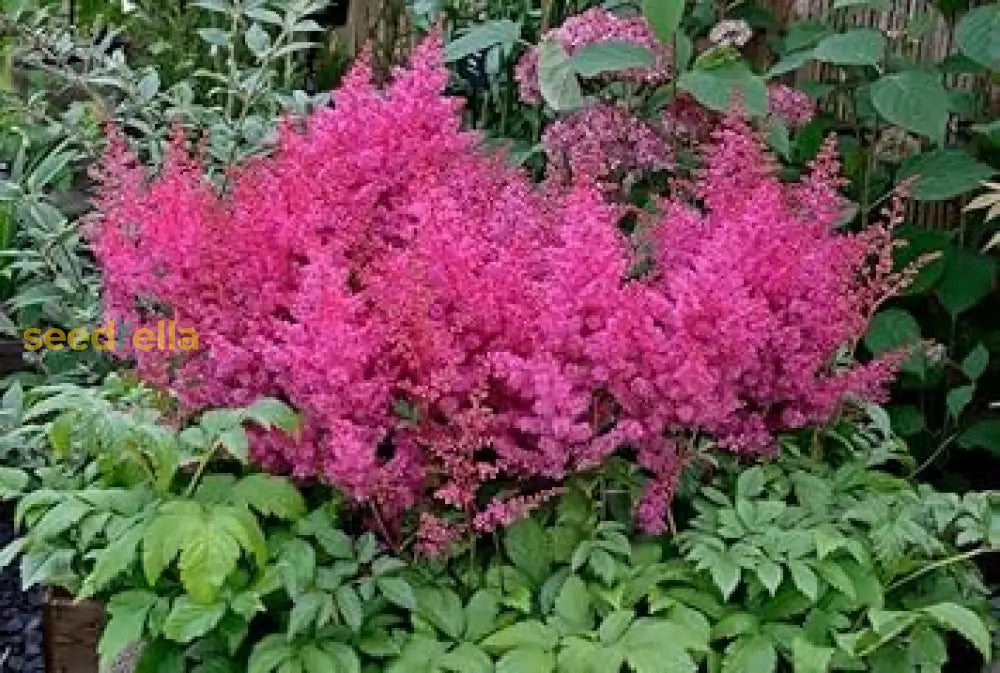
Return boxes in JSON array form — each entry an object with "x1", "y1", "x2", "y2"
[{"x1": 767, "y1": 84, "x2": 815, "y2": 128}]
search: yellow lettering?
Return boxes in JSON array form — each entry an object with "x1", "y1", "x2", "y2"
[{"x1": 22, "y1": 328, "x2": 43, "y2": 351}]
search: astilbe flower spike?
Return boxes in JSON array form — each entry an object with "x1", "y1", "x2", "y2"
[{"x1": 93, "y1": 36, "x2": 907, "y2": 540}]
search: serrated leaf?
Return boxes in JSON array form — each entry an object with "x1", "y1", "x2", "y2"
[
  {"x1": 791, "y1": 636, "x2": 833, "y2": 673},
  {"x1": 243, "y1": 398, "x2": 300, "y2": 434},
  {"x1": 921, "y1": 602, "x2": 991, "y2": 657},
  {"x1": 336, "y1": 584, "x2": 363, "y2": 631},
  {"x1": 482, "y1": 621, "x2": 556, "y2": 653},
  {"x1": 497, "y1": 647, "x2": 555, "y2": 673},
  {"x1": 377, "y1": 576, "x2": 416, "y2": 610},
  {"x1": 415, "y1": 586, "x2": 465, "y2": 640},
  {"x1": 288, "y1": 591, "x2": 323, "y2": 638},
  {"x1": 177, "y1": 511, "x2": 242, "y2": 603},
  {"x1": 555, "y1": 575, "x2": 593, "y2": 631},
  {"x1": 249, "y1": 634, "x2": 293, "y2": 673},
  {"x1": 812, "y1": 29, "x2": 885, "y2": 66},
  {"x1": 100, "y1": 590, "x2": 157, "y2": 668},
  {"x1": 788, "y1": 561, "x2": 819, "y2": 601},
  {"x1": 439, "y1": 642, "x2": 492, "y2": 673},
  {"x1": 722, "y1": 635, "x2": 777, "y2": 673},
  {"x1": 219, "y1": 427, "x2": 250, "y2": 462},
  {"x1": 465, "y1": 590, "x2": 499, "y2": 641},
  {"x1": 813, "y1": 560, "x2": 856, "y2": 599},
  {"x1": 81, "y1": 521, "x2": 145, "y2": 597},
  {"x1": 504, "y1": 517, "x2": 551, "y2": 583},
  {"x1": 162, "y1": 597, "x2": 226, "y2": 643},
  {"x1": 231, "y1": 474, "x2": 305, "y2": 520}
]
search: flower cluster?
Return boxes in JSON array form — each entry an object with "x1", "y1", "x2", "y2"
[
  {"x1": 93, "y1": 36, "x2": 906, "y2": 542},
  {"x1": 515, "y1": 8, "x2": 673, "y2": 104},
  {"x1": 542, "y1": 102, "x2": 673, "y2": 192},
  {"x1": 767, "y1": 83, "x2": 816, "y2": 128}
]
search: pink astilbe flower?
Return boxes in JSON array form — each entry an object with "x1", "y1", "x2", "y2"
[
  {"x1": 515, "y1": 8, "x2": 673, "y2": 104},
  {"x1": 92, "y1": 35, "x2": 908, "y2": 540},
  {"x1": 767, "y1": 84, "x2": 815, "y2": 128},
  {"x1": 542, "y1": 103, "x2": 673, "y2": 192}
]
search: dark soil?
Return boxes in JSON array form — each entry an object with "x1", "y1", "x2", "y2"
[{"x1": 0, "y1": 504, "x2": 44, "y2": 673}]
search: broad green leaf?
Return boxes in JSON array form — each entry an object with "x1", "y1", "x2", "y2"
[
  {"x1": 599, "y1": 610, "x2": 635, "y2": 644},
  {"x1": 711, "y1": 612, "x2": 759, "y2": 640},
  {"x1": 933, "y1": 246, "x2": 996, "y2": 315},
  {"x1": 767, "y1": 48, "x2": 814, "y2": 77},
  {"x1": 504, "y1": 517, "x2": 551, "y2": 583},
  {"x1": 319, "y1": 642, "x2": 360, "y2": 673},
  {"x1": 482, "y1": 621, "x2": 557, "y2": 653},
  {"x1": 162, "y1": 597, "x2": 226, "y2": 643},
  {"x1": 296, "y1": 508, "x2": 351, "y2": 558},
  {"x1": 962, "y1": 343, "x2": 989, "y2": 380},
  {"x1": 496, "y1": 647, "x2": 555, "y2": 673},
  {"x1": 444, "y1": 20, "x2": 520, "y2": 62},
  {"x1": 336, "y1": 584, "x2": 363, "y2": 631},
  {"x1": 721, "y1": 635, "x2": 777, "y2": 673},
  {"x1": 143, "y1": 502, "x2": 202, "y2": 585},
  {"x1": 783, "y1": 21, "x2": 832, "y2": 53},
  {"x1": 788, "y1": 561, "x2": 819, "y2": 601},
  {"x1": 464, "y1": 590, "x2": 500, "y2": 642},
  {"x1": 81, "y1": 521, "x2": 145, "y2": 597},
  {"x1": 231, "y1": 474, "x2": 306, "y2": 520},
  {"x1": 219, "y1": 427, "x2": 249, "y2": 462},
  {"x1": 946, "y1": 384, "x2": 975, "y2": 419},
  {"x1": 626, "y1": 644, "x2": 697, "y2": 673},
  {"x1": 955, "y1": 4, "x2": 1000, "y2": 70},
  {"x1": 280, "y1": 538, "x2": 316, "y2": 595},
  {"x1": 0, "y1": 467, "x2": 29, "y2": 498},
  {"x1": 864, "y1": 309, "x2": 921, "y2": 355},
  {"x1": 791, "y1": 636, "x2": 833, "y2": 673},
  {"x1": 555, "y1": 575, "x2": 593, "y2": 631},
  {"x1": 243, "y1": 398, "x2": 300, "y2": 433},
  {"x1": 249, "y1": 634, "x2": 294, "y2": 673},
  {"x1": 415, "y1": 586, "x2": 465, "y2": 640},
  {"x1": 812, "y1": 29, "x2": 886, "y2": 66},
  {"x1": 958, "y1": 420, "x2": 1000, "y2": 454},
  {"x1": 677, "y1": 62, "x2": 768, "y2": 117},
  {"x1": 736, "y1": 467, "x2": 766, "y2": 499},
  {"x1": 921, "y1": 602, "x2": 991, "y2": 657},
  {"x1": 438, "y1": 643, "x2": 492, "y2": 673},
  {"x1": 178, "y1": 511, "x2": 243, "y2": 603},
  {"x1": 898, "y1": 150, "x2": 997, "y2": 201},
  {"x1": 869, "y1": 70, "x2": 949, "y2": 142},
  {"x1": 570, "y1": 41, "x2": 655, "y2": 78},
  {"x1": 27, "y1": 497, "x2": 90, "y2": 540},
  {"x1": 642, "y1": 0, "x2": 685, "y2": 43},
  {"x1": 100, "y1": 590, "x2": 157, "y2": 668},
  {"x1": 377, "y1": 576, "x2": 416, "y2": 610},
  {"x1": 538, "y1": 40, "x2": 583, "y2": 111}
]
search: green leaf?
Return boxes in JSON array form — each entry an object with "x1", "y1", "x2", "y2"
[
  {"x1": 296, "y1": 508, "x2": 351, "y2": 558},
  {"x1": 249, "y1": 634, "x2": 294, "y2": 673},
  {"x1": 865, "y1": 309, "x2": 921, "y2": 355},
  {"x1": 279, "y1": 538, "x2": 316, "y2": 595},
  {"x1": 765, "y1": 119, "x2": 791, "y2": 159},
  {"x1": 588, "y1": 547, "x2": 617, "y2": 585},
  {"x1": 439, "y1": 643, "x2": 492, "y2": 673},
  {"x1": 444, "y1": 19, "x2": 520, "y2": 62},
  {"x1": 482, "y1": 621, "x2": 557, "y2": 653},
  {"x1": 0, "y1": 467, "x2": 28, "y2": 499},
  {"x1": 336, "y1": 584, "x2": 363, "y2": 631},
  {"x1": 958, "y1": 420, "x2": 1000, "y2": 454},
  {"x1": 921, "y1": 602, "x2": 991, "y2": 657},
  {"x1": 756, "y1": 560, "x2": 783, "y2": 596},
  {"x1": 955, "y1": 4, "x2": 1000, "y2": 70},
  {"x1": 414, "y1": 586, "x2": 464, "y2": 640},
  {"x1": 538, "y1": 40, "x2": 583, "y2": 111},
  {"x1": 231, "y1": 474, "x2": 306, "y2": 520},
  {"x1": 377, "y1": 576, "x2": 416, "y2": 611},
  {"x1": 81, "y1": 521, "x2": 145, "y2": 597},
  {"x1": 677, "y1": 62, "x2": 768, "y2": 117},
  {"x1": 736, "y1": 467, "x2": 766, "y2": 499},
  {"x1": 100, "y1": 590, "x2": 157, "y2": 668},
  {"x1": 788, "y1": 561, "x2": 819, "y2": 601},
  {"x1": 791, "y1": 636, "x2": 833, "y2": 673},
  {"x1": 570, "y1": 41, "x2": 655, "y2": 78},
  {"x1": 620, "y1": 619, "x2": 704, "y2": 671},
  {"x1": 504, "y1": 517, "x2": 551, "y2": 583},
  {"x1": 766, "y1": 48, "x2": 814, "y2": 77},
  {"x1": 722, "y1": 635, "x2": 777, "y2": 673},
  {"x1": 243, "y1": 398, "x2": 300, "y2": 433},
  {"x1": 642, "y1": 0, "x2": 685, "y2": 43},
  {"x1": 813, "y1": 560, "x2": 856, "y2": 599},
  {"x1": 898, "y1": 150, "x2": 997, "y2": 201},
  {"x1": 555, "y1": 575, "x2": 593, "y2": 631},
  {"x1": 598, "y1": 610, "x2": 634, "y2": 644},
  {"x1": 812, "y1": 29, "x2": 886, "y2": 66},
  {"x1": 219, "y1": 427, "x2": 250, "y2": 462},
  {"x1": 497, "y1": 647, "x2": 555, "y2": 673},
  {"x1": 708, "y1": 550, "x2": 741, "y2": 599},
  {"x1": 962, "y1": 343, "x2": 990, "y2": 380},
  {"x1": 869, "y1": 70, "x2": 949, "y2": 143},
  {"x1": 143, "y1": 502, "x2": 202, "y2": 585},
  {"x1": 947, "y1": 384, "x2": 975, "y2": 420},
  {"x1": 28, "y1": 497, "x2": 91, "y2": 540},
  {"x1": 288, "y1": 591, "x2": 323, "y2": 637},
  {"x1": 934, "y1": 247, "x2": 996, "y2": 315},
  {"x1": 464, "y1": 590, "x2": 500, "y2": 642},
  {"x1": 244, "y1": 23, "x2": 271, "y2": 56},
  {"x1": 162, "y1": 597, "x2": 226, "y2": 643}
]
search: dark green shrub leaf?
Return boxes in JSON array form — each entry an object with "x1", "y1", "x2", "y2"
[
  {"x1": 869, "y1": 70, "x2": 949, "y2": 142},
  {"x1": 962, "y1": 343, "x2": 990, "y2": 380},
  {"x1": 957, "y1": 420, "x2": 1000, "y2": 454},
  {"x1": 444, "y1": 20, "x2": 520, "y2": 62},
  {"x1": 812, "y1": 29, "x2": 886, "y2": 66},
  {"x1": 642, "y1": 0, "x2": 685, "y2": 43},
  {"x1": 864, "y1": 309, "x2": 921, "y2": 355},
  {"x1": 898, "y1": 150, "x2": 997, "y2": 201},
  {"x1": 538, "y1": 40, "x2": 583, "y2": 112},
  {"x1": 934, "y1": 247, "x2": 996, "y2": 315},
  {"x1": 677, "y1": 62, "x2": 768, "y2": 117},
  {"x1": 767, "y1": 49, "x2": 814, "y2": 77},
  {"x1": 504, "y1": 517, "x2": 551, "y2": 583},
  {"x1": 570, "y1": 41, "x2": 655, "y2": 77},
  {"x1": 955, "y1": 4, "x2": 1000, "y2": 70}
]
